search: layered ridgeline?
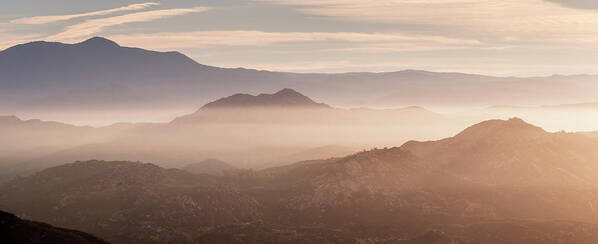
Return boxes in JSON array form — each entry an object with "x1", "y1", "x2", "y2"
[
  {"x1": 171, "y1": 88, "x2": 444, "y2": 124},
  {"x1": 1, "y1": 89, "x2": 465, "y2": 178},
  {"x1": 481, "y1": 102, "x2": 598, "y2": 132},
  {"x1": 0, "y1": 209, "x2": 108, "y2": 244},
  {"x1": 4, "y1": 119, "x2": 598, "y2": 243},
  {"x1": 0, "y1": 115, "x2": 148, "y2": 162},
  {"x1": 0, "y1": 115, "x2": 157, "y2": 182},
  {"x1": 2, "y1": 37, "x2": 598, "y2": 114}
]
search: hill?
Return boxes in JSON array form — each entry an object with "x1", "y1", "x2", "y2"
[
  {"x1": 5, "y1": 119, "x2": 598, "y2": 243},
  {"x1": 0, "y1": 209, "x2": 108, "y2": 244},
  {"x1": 201, "y1": 88, "x2": 330, "y2": 110},
  {"x1": 401, "y1": 118, "x2": 598, "y2": 187},
  {"x1": 0, "y1": 160, "x2": 261, "y2": 244},
  {"x1": 181, "y1": 159, "x2": 236, "y2": 175},
  {"x1": 222, "y1": 118, "x2": 598, "y2": 241},
  {"x1": 239, "y1": 118, "x2": 598, "y2": 227},
  {"x1": 171, "y1": 89, "x2": 448, "y2": 125}
]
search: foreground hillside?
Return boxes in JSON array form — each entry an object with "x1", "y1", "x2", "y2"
[
  {"x1": 3, "y1": 119, "x2": 598, "y2": 243},
  {"x1": 0, "y1": 209, "x2": 108, "y2": 244},
  {"x1": 0, "y1": 161, "x2": 260, "y2": 243}
]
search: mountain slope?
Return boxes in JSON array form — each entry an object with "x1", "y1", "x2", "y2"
[
  {"x1": 0, "y1": 160, "x2": 261, "y2": 244},
  {"x1": 0, "y1": 115, "x2": 146, "y2": 178},
  {"x1": 0, "y1": 210, "x2": 108, "y2": 244},
  {"x1": 2, "y1": 37, "x2": 598, "y2": 114},
  {"x1": 171, "y1": 88, "x2": 447, "y2": 125},
  {"x1": 201, "y1": 88, "x2": 330, "y2": 109},
  {"x1": 4, "y1": 119, "x2": 598, "y2": 243},
  {"x1": 237, "y1": 118, "x2": 598, "y2": 227},
  {"x1": 401, "y1": 118, "x2": 598, "y2": 187},
  {"x1": 0, "y1": 37, "x2": 213, "y2": 109},
  {"x1": 182, "y1": 159, "x2": 237, "y2": 175}
]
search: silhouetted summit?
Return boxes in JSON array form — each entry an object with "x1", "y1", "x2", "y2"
[
  {"x1": 170, "y1": 88, "x2": 332, "y2": 124},
  {"x1": 453, "y1": 117, "x2": 546, "y2": 140},
  {"x1": 80, "y1": 36, "x2": 119, "y2": 46},
  {"x1": 201, "y1": 88, "x2": 331, "y2": 109},
  {"x1": 0, "y1": 37, "x2": 210, "y2": 109}
]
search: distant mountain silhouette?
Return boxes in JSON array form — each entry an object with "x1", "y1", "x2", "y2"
[
  {"x1": 201, "y1": 88, "x2": 330, "y2": 109},
  {"x1": 171, "y1": 89, "x2": 447, "y2": 125},
  {"x1": 2, "y1": 37, "x2": 598, "y2": 112},
  {"x1": 0, "y1": 37, "x2": 215, "y2": 110},
  {"x1": 0, "y1": 116, "x2": 139, "y2": 177},
  {"x1": 489, "y1": 102, "x2": 598, "y2": 111},
  {"x1": 0, "y1": 89, "x2": 457, "y2": 177},
  {"x1": 182, "y1": 159, "x2": 236, "y2": 175},
  {"x1": 0, "y1": 209, "x2": 108, "y2": 244}
]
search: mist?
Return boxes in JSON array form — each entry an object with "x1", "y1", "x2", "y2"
[{"x1": 3, "y1": 30, "x2": 598, "y2": 243}]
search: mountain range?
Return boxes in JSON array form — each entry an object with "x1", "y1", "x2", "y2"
[
  {"x1": 3, "y1": 118, "x2": 598, "y2": 243},
  {"x1": 2, "y1": 37, "x2": 598, "y2": 117},
  {"x1": 1, "y1": 88, "x2": 473, "y2": 180}
]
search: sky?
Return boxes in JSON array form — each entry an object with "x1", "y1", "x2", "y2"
[{"x1": 3, "y1": 0, "x2": 598, "y2": 76}]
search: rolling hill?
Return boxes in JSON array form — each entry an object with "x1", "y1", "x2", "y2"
[{"x1": 4, "y1": 119, "x2": 598, "y2": 243}]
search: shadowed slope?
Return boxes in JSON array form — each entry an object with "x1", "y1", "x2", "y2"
[{"x1": 0, "y1": 210, "x2": 109, "y2": 244}]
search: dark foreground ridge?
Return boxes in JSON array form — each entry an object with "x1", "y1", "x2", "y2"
[{"x1": 0, "y1": 209, "x2": 109, "y2": 244}]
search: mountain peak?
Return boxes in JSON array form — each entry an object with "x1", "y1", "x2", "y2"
[
  {"x1": 273, "y1": 88, "x2": 303, "y2": 96},
  {"x1": 201, "y1": 88, "x2": 330, "y2": 109},
  {"x1": 182, "y1": 159, "x2": 236, "y2": 175},
  {"x1": 76, "y1": 36, "x2": 120, "y2": 48},
  {"x1": 454, "y1": 117, "x2": 546, "y2": 140}
]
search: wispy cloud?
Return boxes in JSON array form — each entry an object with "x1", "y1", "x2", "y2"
[
  {"x1": 47, "y1": 7, "x2": 209, "y2": 42},
  {"x1": 10, "y1": 2, "x2": 160, "y2": 24},
  {"x1": 255, "y1": 0, "x2": 598, "y2": 44},
  {"x1": 0, "y1": 32, "x2": 44, "y2": 51},
  {"x1": 107, "y1": 30, "x2": 482, "y2": 51}
]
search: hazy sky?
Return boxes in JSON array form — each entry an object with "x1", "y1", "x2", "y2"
[{"x1": 3, "y1": 0, "x2": 598, "y2": 76}]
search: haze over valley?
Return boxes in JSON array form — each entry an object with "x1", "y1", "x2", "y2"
[{"x1": 3, "y1": 1, "x2": 598, "y2": 243}]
